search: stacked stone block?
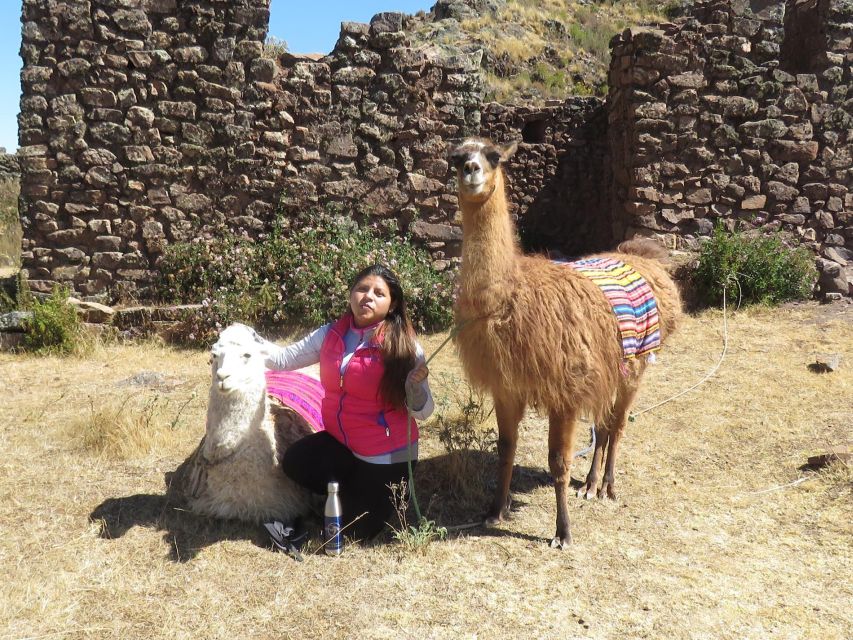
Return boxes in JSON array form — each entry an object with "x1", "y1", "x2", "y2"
[{"x1": 609, "y1": 0, "x2": 852, "y2": 296}]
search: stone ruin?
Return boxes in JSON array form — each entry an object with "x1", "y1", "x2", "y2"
[
  {"x1": 15, "y1": 0, "x2": 853, "y2": 302},
  {"x1": 609, "y1": 0, "x2": 852, "y2": 297}
]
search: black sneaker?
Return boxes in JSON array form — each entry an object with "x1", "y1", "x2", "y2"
[{"x1": 263, "y1": 520, "x2": 308, "y2": 561}]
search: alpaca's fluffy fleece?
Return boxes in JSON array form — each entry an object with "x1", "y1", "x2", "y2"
[{"x1": 167, "y1": 324, "x2": 313, "y2": 523}]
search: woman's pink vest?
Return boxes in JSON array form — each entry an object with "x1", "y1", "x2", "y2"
[{"x1": 319, "y1": 314, "x2": 418, "y2": 460}]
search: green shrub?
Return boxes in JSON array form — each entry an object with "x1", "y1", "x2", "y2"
[
  {"x1": 23, "y1": 286, "x2": 82, "y2": 355},
  {"x1": 694, "y1": 225, "x2": 817, "y2": 306},
  {"x1": 157, "y1": 210, "x2": 456, "y2": 345}
]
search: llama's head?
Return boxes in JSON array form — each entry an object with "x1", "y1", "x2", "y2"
[
  {"x1": 449, "y1": 138, "x2": 518, "y2": 201},
  {"x1": 209, "y1": 323, "x2": 270, "y2": 396}
]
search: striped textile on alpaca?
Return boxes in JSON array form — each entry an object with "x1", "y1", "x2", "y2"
[
  {"x1": 265, "y1": 370, "x2": 326, "y2": 432},
  {"x1": 561, "y1": 257, "x2": 661, "y2": 360}
]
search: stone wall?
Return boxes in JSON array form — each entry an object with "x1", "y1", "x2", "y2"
[
  {"x1": 0, "y1": 154, "x2": 20, "y2": 181},
  {"x1": 273, "y1": 15, "x2": 483, "y2": 269},
  {"x1": 19, "y1": 0, "x2": 278, "y2": 299},
  {"x1": 481, "y1": 99, "x2": 613, "y2": 257},
  {"x1": 17, "y1": 0, "x2": 614, "y2": 301},
  {"x1": 16, "y1": 0, "x2": 853, "y2": 301},
  {"x1": 609, "y1": 0, "x2": 852, "y2": 297}
]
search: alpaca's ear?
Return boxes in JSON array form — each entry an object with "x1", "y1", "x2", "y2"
[{"x1": 499, "y1": 141, "x2": 518, "y2": 162}]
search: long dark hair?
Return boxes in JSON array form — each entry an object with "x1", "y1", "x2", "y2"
[{"x1": 349, "y1": 264, "x2": 417, "y2": 408}]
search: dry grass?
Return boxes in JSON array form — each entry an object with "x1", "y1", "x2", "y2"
[
  {"x1": 0, "y1": 178, "x2": 21, "y2": 268},
  {"x1": 1, "y1": 303, "x2": 851, "y2": 639},
  {"x1": 415, "y1": 0, "x2": 669, "y2": 100}
]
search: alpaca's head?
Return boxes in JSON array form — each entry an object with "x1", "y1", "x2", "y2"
[
  {"x1": 209, "y1": 323, "x2": 270, "y2": 396},
  {"x1": 449, "y1": 138, "x2": 518, "y2": 202}
]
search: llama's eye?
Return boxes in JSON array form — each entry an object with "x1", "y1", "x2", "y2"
[
  {"x1": 449, "y1": 152, "x2": 465, "y2": 169},
  {"x1": 486, "y1": 150, "x2": 501, "y2": 167},
  {"x1": 243, "y1": 353, "x2": 252, "y2": 359}
]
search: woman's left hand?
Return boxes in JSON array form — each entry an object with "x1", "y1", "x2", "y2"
[{"x1": 406, "y1": 364, "x2": 429, "y2": 385}]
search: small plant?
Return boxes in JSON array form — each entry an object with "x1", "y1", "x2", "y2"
[
  {"x1": 694, "y1": 224, "x2": 817, "y2": 306},
  {"x1": 0, "y1": 286, "x2": 15, "y2": 313},
  {"x1": 390, "y1": 480, "x2": 447, "y2": 553},
  {"x1": 263, "y1": 36, "x2": 288, "y2": 59},
  {"x1": 423, "y1": 382, "x2": 497, "y2": 516},
  {"x1": 436, "y1": 385, "x2": 495, "y2": 454},
  {"x1": 661, "y1": 0, "x2": 691, "y2": 20},
  {"x1": 23, "y1": 285, "x2": 82, "y2": 355}
]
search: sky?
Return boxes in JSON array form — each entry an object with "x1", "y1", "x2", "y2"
[{"x1": 0, "y1": 0, "x2": 434, "y2": 153}]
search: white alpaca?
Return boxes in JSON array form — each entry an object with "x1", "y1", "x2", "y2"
[{"x1": 167, "y1": 324, "x2": 314, "y2": 523}]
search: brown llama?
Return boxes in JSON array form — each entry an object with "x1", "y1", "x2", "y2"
[{"x1": 449, "y1": 137, "x2": 682, "y2": 548}]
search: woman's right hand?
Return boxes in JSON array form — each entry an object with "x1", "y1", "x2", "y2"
[{"x1": 406, "y1": 364, "x2": 429, "y2": 385}]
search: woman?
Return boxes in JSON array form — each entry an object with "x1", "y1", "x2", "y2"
[{"x1": 260, "y1": 264, "x2": 433, "y2": 540}]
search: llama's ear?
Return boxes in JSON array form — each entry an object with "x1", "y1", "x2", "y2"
[{"x1": 499, "y1": 141, "x2": 518, "y2": 162}]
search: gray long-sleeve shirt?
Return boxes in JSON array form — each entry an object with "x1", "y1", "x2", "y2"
[{"x1": 261, "y1": 322, "x2": 434, "y2": 421}]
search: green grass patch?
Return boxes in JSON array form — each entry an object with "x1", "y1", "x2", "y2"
[{"x1": 23, "y1": 285, "x2": 84, "y2": 355}]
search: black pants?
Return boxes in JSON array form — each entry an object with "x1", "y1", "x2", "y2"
[{"x1": 281, "y1": 431, "x2": 414, "y2": 540}]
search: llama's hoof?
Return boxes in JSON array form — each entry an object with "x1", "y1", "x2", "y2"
[
  {"x1": 597, "y1": 482, "x2": 617, "y2": 500},
  {"x1": 549, "y1": 534, "x2": 572, "y2": 549},
  {"x1": 484, "y1": 495, "x2": 511, "y2": 525},
  {"x1": 484, "y1": 514, "x2": 503, "y2": 527},
  {"x1": 576, "y1": 482, "x2": 597, "y2": 500}
]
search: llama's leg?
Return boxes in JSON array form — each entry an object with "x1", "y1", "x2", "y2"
[
  {"x1": 548, "y1": 409, "x2": 578, "y2": 549},
  {"x1": 599, "y1": 380, "x2": 640, "y2": 500},
  {"x1": 576, "y1": 423, "x2": 609, "y2": 500},
  {"x1": 485, "y1": 396, "x2": 525, "y2": 525}
]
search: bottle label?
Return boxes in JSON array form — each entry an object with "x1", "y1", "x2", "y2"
[{"x1": 324, "y1": 516, "x2": 342, "y2": 554}]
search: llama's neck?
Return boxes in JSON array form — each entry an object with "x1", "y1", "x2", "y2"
[
  {"x1": 203, "y1": 385, "x2": 268, "y2": 462},
  {"x1": 458, "y1": 170, "x2": 518, "y2": 304}
]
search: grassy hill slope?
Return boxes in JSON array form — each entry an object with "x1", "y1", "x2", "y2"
[{"x1": 407, "y1": 0, "x2": 687, "y2": 101}]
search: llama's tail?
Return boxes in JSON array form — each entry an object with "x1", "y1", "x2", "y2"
[{"x1": 616, "y1": 238, "x2": 669, "y2": 263}]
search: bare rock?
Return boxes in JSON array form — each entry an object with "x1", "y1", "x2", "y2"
[{"x1": 808, "y1": 353, "x2": 841, "y2": 373}]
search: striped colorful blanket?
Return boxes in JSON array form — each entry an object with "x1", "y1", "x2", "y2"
[
  {"x1": 563, "y1": 257, "x2": 661, "y2": 360},
  {"x1": 265, "y1": 370, "x2": 325, "y2": 433}
]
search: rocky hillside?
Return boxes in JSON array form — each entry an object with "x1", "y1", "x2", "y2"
[{"x1": 404, "y1": 0, "x2": 685, "y2": 102}]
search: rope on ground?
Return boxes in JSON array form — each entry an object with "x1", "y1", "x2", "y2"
[
  {"x1": 631, "y1": 277, "x2": 737, "y2": 420},
  {"x1": 746, "y1": 476, "x2": 813, "y2": 496},
  {"x1": 406, "y1": 319, "x2": 474, "y2": 523}
]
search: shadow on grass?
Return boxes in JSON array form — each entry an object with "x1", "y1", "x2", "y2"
[
  {"x1": 89, "y1": 449, "x2": 568, "y2": 559},
  {"x1": 89, "y1": 492, "x2": 272, "y2": 563},
  {"x1": 409, "y1": 449, "x2": 556, "y2": 539}
]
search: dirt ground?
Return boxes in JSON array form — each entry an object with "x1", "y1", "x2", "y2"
[{"x1": 0, "y1": 302, "x2": 850, "y2": 639}]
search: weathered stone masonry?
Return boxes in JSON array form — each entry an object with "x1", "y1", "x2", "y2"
[
  {"x1": 19, "y1": 0, "x2": 284, "y2": 299},
  {"x1": 16, "y1": 0, "x2": 853, "y2": 302},
  {"x1": 609, "y1": 0, "x2": 852, "y2": 296},
  {"x1": 274, "y1": 15, "x2": 483, "y2": 271}
]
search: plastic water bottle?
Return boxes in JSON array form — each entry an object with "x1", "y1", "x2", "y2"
[{"x1": 324, "y1": 481, "x2": 343, "y2": 556}]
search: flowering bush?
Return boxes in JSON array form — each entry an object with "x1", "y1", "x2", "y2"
[{"x1": 157, "y1": 211, "x2": 456, "y2": 345}]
